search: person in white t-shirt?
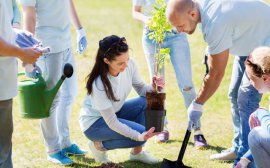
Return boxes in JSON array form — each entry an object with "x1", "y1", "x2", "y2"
[
  {"x1": 0, "y1": 1, "x2": 41, "y2": 167},
  {"x1": 19, "y1": 0, "x2": 88, "y2": 165},
  {"x1": 132, "y1": 0, "x2": 208, "y2": 148},
  {"x1": 79, "y1": 35, "x2": 163, "y2": 164}
]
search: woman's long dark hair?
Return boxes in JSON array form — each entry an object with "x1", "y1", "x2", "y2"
[{"x1": 86, "y1": 35, "x2": 128, "y2": 101}]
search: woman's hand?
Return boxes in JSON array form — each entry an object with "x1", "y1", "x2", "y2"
[
  {"x1": 152, "y1": 76, "x2": 165, "y2": 92},
  {"x1": 249, "y1": 112, "x2": 261, "y2": 129},
  {"x1": 138, "y1": 127, "x2": 160, "y2": 141}
]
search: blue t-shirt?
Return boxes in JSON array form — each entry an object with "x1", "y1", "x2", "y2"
[
  {"x1": 198, "y1": 0, "x2": 270, "y2": 56},
  {"x1": 19, "y1": 0, "x2": 72, "y2": 53}
]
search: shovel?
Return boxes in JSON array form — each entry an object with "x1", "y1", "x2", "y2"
[{"x1": 160, "y1": 129, "x2": 191, "y2": 168}]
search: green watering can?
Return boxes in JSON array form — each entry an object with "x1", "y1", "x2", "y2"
[{"x1": 17, "y1": 63, "x2": 73, "y2": 119}]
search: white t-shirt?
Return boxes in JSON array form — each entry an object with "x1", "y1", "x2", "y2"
[
  {"x1": 18, "y1": 0, "x2": 72, "y2": 53},
  {"x1": 0, "y1": 0, "x2": 17, "y2": 101},
  {"x1": 133, "y1": 0, "x2": 169, "y2": 17},
  {"x1": 198, "y1": 0, "x2": 270, "y2": 56},
  {"x1": 79, "y1": 59, "x2": 152, "y2": 136}
]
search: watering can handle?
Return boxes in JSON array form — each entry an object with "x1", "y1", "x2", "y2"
[
  {"x1": 17, "y1": 72, "x2": 43, "y2": 82},
  {"x1": 18, "y1": 72, "x2": 25, "y2": 76}
]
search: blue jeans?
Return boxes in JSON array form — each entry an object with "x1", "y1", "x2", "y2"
[
  {"x1": 249, "y1": 127, "x2": 270, "y2": 168},
  {"x1": 84, "y1": 97, "x2": 146, "y2": 150},
  {"x1": 229, "y1": 57, "x2": 262, "y2": 167},
  {"x1": 142, "y1": 29, "x2": 198, "y2": 128},
  {"x1": 228, "y1": 56, "x2": 247, "y2": 153},
  {"x1": 0, "y1": 99, "x2": 13, "y2": 168}
]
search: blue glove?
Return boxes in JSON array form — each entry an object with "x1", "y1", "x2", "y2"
[
  {"x1": 25, "y1": 64, "x2": 42, "y2": 79},
  {"x1": 76, "y1": 28, "x2": 88, "y2": 54},
  {"x1": 187, "y1": 100, "x2": 203, "y2": 131}
]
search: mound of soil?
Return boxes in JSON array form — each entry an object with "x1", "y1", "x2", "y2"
[{"x1": 93, "y1": 163, "x2": 124, "y2": 168}]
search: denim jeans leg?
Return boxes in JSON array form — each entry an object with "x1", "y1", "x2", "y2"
[
  {"x1": 249, "y1": 127, "x2": 270, "y2": 168},
  {"x1": 235, "y1": 71, "x2": 262, "y2": 165},
  {"x1": 116, "y1": 97, "x2": 147, "y2": 126},
  {"x1": 228, "y1": 56, "x2": 247, "y2": 152},
  {"x1": 84, "y1": 97, "x2": 147, "y2": 150},
  {"x1": 166, "y1": 33, "x2": 195, "y2": 108},
  {"x1": 0, "y1": 99, "x2": 13, "y2": 168},
  {"x1": 164, "y1": 32, "x2": 198, "y2": 128}
]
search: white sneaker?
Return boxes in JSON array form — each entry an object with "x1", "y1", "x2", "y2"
[
  {"x1": 210, "y1": 148, "x2": 237, "y2": 161},
  {"x1": 129, "y1": 151, "x2": 159, "y2": 164},
  {"x1": 89, "y1": 141, "x2": 111, "y2": 163}
]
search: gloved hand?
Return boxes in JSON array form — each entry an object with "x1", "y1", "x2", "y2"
[
  {"x1": 76, "y1": 28, "x2": 88, "y2": 54},
  {"x1": 235, "y1": 157, "x2": 250, "y2": 168},
  {"x1": 25, "y1": 64, "x2": 42, "y2": 79},
  {"x1": 187, "y1": 100, "x2": 203, "y2": 131}
]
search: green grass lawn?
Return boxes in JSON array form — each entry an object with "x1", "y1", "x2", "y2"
[{"x1": 12, "y1": 0, "x2": 270, "y2": 167}]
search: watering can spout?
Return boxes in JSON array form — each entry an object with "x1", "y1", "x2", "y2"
[{"x1": 45, "y1": 63, "x2": 74, "y2": 112}]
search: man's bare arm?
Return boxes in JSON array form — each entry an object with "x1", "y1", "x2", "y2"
[
  {"x1": 195, "y1": 49, "x2": 229, "y2": 104},
  {"x1": 21, "y1": 6, "x2": 36, "y2": 34},
  {"x1": 0, "y1": 36, "x2": 41, "y2": 64}
]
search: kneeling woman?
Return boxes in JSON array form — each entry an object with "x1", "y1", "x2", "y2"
[{"x1": 79, "y1": 35, "x2": 163, "y2": 164}]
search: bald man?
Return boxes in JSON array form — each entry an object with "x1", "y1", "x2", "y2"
[{"x1": 167, "y1": 0, "x2": 270, "y2": 167}]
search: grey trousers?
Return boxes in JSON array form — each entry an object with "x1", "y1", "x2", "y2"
[{"x1": 0, "y1": 99, "x2": 13, "y2": 168}]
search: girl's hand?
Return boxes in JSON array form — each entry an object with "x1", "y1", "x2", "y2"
[
  {"x1": 235, "y1": 158, "x2": 250, "y2": 168},
  {"x1": 249, "y1": 112, "x2": 261, "y2": 129}
]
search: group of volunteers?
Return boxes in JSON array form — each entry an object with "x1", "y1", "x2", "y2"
[{"x1": 1, "y1": 0, "x2": 270, "y2": 168}]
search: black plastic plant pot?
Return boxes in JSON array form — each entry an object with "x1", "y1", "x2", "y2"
[{"x1": 145, "y1": 109, "x2": 166, "y2": 132}]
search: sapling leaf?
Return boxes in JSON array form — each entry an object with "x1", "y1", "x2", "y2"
[{"x1": 147, "y1": 0, "x2": 172, "y2": 77}]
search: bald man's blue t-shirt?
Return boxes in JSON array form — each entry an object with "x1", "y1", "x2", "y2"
[{"x1": 198, "y1": 0, "x2": 270, "y2": 56}]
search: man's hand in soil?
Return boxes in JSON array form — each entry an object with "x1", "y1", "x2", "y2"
[{"x1": 187, "y1": 100, "x2": 203, "y2": 131}]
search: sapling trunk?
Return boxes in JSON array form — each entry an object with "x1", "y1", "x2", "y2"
[{"x1": 154, "y1": 42, "x2": 162, "y2": 92}]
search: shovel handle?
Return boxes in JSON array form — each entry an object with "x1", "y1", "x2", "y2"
[{"x1": 177, "y1": 129, "x2": 191, "y2": 164}]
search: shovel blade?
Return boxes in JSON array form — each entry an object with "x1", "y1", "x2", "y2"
[{"x1": 160, "y1": 159, "x2": 191, "y2": 168}]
